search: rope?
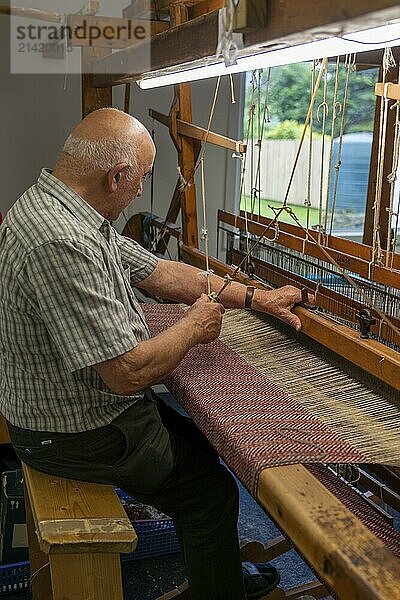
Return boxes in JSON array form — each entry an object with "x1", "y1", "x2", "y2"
[
  {"x1": 150, "y1": 76, "x2": 222, "y2": 252},
  {"x1": 283, "y1": 58, "x2": 328, "y2": 207},
  {"x1": 317, "y1": 61, "x2": 328, "y2": 236},
  {"x1": 328, "y1": 54, "x2": 354, "y2": 235},
  {"x1": 324, "y1": 56, "x2": 341, "y2": 233},
  {"x1": 305, "y1": 61, "x2": 315, "y2": 233}
]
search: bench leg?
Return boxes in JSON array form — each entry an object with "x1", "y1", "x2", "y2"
[
  {"x1": 24, "y1": 485, "x2": 53, "y2": 600},
  {"x1": 49, "y1": 553, "x2": 124, "y2": 600}
]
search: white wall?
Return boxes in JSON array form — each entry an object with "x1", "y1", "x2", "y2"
[{"x1": 0, "y1": 12, "x2": 243, "y2": 258}]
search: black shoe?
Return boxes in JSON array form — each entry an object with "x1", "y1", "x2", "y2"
[{"x1": 242, "y1": 561, "x2": 280, "y2": 599}]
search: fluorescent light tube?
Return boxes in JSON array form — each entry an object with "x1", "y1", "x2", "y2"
[{"x1": 138, "y1": 22, "x2": 400, "y2": 89}]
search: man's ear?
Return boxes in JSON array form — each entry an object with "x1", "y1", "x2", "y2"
[{"x1": 107, "y1": 163, "x2": 128, "y2": 193}]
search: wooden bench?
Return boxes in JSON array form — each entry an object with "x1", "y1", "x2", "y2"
[{"x1": 22, "y1": 464, "x2": 137, "y2": 600}]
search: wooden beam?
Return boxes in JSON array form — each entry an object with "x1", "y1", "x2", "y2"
[
  {"x1": 0, "y1": 4, "x2": 61, "y2": 22},
  {"x1": 150, "y1": 109, "x2": 246, "y2": 152},
  {"x1": 363, "y1": 66, "x2": 398, "y2": 247},
  {"x1": 0, "y1": 2, "x2": 99, "y2": 21},
  {"x1": 375, "y1": 82, "x2": 400, "y2": 101},
  {"x1": 82, "y1": 47, "x2": 113, "y2": 117},
  {"x1": 257, "y1": 465, "x2": 400, "y2": 600},
  {"x1": 90, "y1": 0, "x2": 400, "y2": 87},
  {"x1": 69, "y1": 16, "x2": 168, "y2": 49},
  {"x1": 189, "y1": 0, "x2": 223, "y2": 19},
  {"x1": 91, "y1": 10, "x2": 219, "y2": 86}
]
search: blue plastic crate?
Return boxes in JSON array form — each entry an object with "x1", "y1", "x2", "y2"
[
  {"x1": 0, "y1": 561, "x2": 30, "y2": 597},
  {"x1": 115, "y1": 488, "x2": 181, "y2": 562}
]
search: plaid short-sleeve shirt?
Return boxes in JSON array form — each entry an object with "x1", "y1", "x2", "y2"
[{"x1": 0, "y1": 169, "x2": 158, "y2": 432}]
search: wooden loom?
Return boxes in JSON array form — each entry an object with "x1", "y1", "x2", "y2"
[{"x1": 2, "y1": 1, "x2": 400, "y2": 598}]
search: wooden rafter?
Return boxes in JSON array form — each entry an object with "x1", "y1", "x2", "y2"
[
  {"x1": 90, "y1": 0, "x2": 400, "y2": 87},
  {"x1": 150, "y1": 109, "x2": 246, "y2": 153}
]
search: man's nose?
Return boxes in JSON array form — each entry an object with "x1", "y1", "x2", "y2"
[{"x1": 136, "y1": 181, "x2": 143, "y2": 197}]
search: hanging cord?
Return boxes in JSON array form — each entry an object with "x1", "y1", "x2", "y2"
[
  {"x1": 240, "y1": 72, "x2": 257, "y2": 260},
  {"x1": 324, "y1": 55, "x2": 341, "y2": 233},
  {"x1": 283, "y1": 58, "x2": 328, "y2": 208},
  {"x1": 150, "y1": 76, "x2": 222, "y2": 252},
  {"x1": 305, "y1": 61, "x2": 315, "y2": 233},
  {"x1": 317, "y1": 61, "x2": 329, "y2": 237},
  {"x1": 214, "y1": 58, "x2": 328, "y2": 300},
  {"x1": 150, "y1": 127, "x2": 155, "y2": 216},
  {"x1": 253, "y1": 68, "x2": 271, "y2": 220},
  {"x1": 200, "y1": 156, "x2": 212, "y2": 294},
  {"x1": 328, "y1": 54, "x2": 354, "y2": 235},
  {"x1": 372, "y1": 48, "x2": 397, "y2": 266},
  {"x1": 249, "y1": 71, "x2": 257, "y2": 214}
]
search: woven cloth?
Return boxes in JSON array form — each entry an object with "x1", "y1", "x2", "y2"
[{"x1": 142, "y1": 304, "x2": 366, "y2": 494}]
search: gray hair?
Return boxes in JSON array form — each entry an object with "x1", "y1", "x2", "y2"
[{"x1": 61, "y1": 134, "x2": 140, "y2": 181}]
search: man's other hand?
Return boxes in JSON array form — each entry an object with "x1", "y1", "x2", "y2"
[
  {"x1": 185, "y1": 294, "x2": 225, "y2": 344},
  {"x1": 252, "y1": 285, "x2": 314, "y2": 332}
]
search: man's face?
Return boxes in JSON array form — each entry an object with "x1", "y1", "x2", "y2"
[{"x1": 113, "y1": 136, "x2": 155, "y2": 220}]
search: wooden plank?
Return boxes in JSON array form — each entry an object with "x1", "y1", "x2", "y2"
[
  {"x1": 189, "y1": 0, "x2": 223, "y2": 19},
  {"x1": 82, "y1": 47, "x2": 113, "y2": 117},
  {"x1": 375, "y1": 82, "x2": 400, "y2": 100},
  {"x1": 24, "y1": 483, "x2": 53, "y2": 600},
  {"x1": 257, "y1": 465, "x2": 400, "y2": 600},
  {"x1": 219, "y1": 210, "x2": 400, "y2": 290},
  {"x1": 91, "y1": 10, "x2": 220, "y2": 86},
  {"x1": 180, "y1": 244, "x2": 400, "y2": 391},
  {"x1": 149, "y1": 109, "x2": 246, "y2": 152},
  {"x1": 22, "y1": 465, "x2": 137, "y2": 554},
  {"x1": 244, "y1": 0, "x2": 400, "y2": 49},
  {"x1": 363, "y1": 66, "x2": 397, "y2": 248},
  {"x1": 0, "y1": 4, "x2": 61, "y2": 22},
  {"x1": 91, "y1": 0, "x2": 400, "y2": 86},
  {"x1": 50, "y1": 553, "x2": 124, "y2": 600},
  {"x1": 70, "y1": 15, "x2": 168, "y2": 49}
]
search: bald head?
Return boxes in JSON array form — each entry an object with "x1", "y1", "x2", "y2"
[
  {"x1": 53, "y1": 108, "x2": 155, "y2": 221},
  {"x1": 71, "y1": 107, "x2": 147, "y2": 142},
  {"x1": 56, "y1": 108, "x2": 154, "y2": 182}
]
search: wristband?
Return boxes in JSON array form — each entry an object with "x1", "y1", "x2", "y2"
[{"x1": 245, "y1": 286, "x2": 255, "y2": 310}]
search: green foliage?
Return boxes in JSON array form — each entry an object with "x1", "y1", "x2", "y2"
[
  {"x1": 265, "y1": 119, "x2": 322, "y2": 140},
  {"x1": 265, "y1": 120, "x2": 303, "y2": 139},
  {"x1": 243, "y1": 62, "x2": 378, "y2": 140}
]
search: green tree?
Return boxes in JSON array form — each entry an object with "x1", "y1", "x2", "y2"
[{"x1": 243, "y1": 62, "x2": 378, "y2": 139}]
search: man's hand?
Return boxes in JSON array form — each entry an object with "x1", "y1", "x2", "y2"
[
  {"x1": 184, "y1": 294, "x2": 225, "y2": 344},
  {"x1": 252, "y1": 285, "x2": 312, "y2": 332}
]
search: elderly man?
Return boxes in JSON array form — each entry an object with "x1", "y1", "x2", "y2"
[{"x1": 0, "y1": 108, "x2": 303, "y2": 600}]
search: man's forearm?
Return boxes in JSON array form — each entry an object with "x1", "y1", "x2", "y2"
[
  {"x1": 138, "y1": 259, "x2": 248, "y2": 308},
  {"x1": 94, "y1": 314, "x2": 200, "y2": 395}
]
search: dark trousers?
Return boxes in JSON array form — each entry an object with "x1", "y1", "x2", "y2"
[{"x1": 8, "y1": 392, "x2": 246, "y2": 600}]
